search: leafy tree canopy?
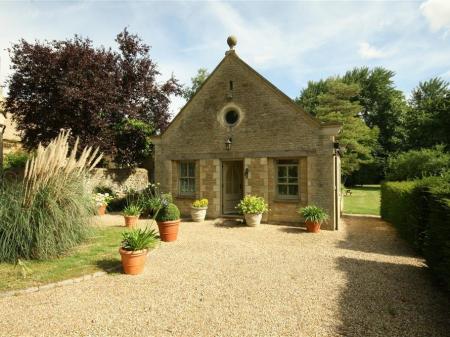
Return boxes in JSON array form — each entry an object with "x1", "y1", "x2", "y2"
[
  {"x1": 305, "y1": 79, "x2": 379, "y2": 176},
  {"x1": 182, "y1": 68, "x2": 209, "y2": 101},
  {"x1": 406, "y1": 77, "x2": 450, "y2": 150},
  {"x1": 4, "y1": 28, "x2": 181, "y2": 167}
]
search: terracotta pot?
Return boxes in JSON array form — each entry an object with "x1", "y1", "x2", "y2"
[
  {"x1": 157, "y1": 219, "x2": 180, "y2": 242},
  {"x1": 124, "y1": 215, "x2": 139, "y2": 228},
  {"x1": 306, "y1": 220, "x2": 321, "y2": 233},
  {"x1": 119, "y1": 248, "x2": 148, "y2": 275},
  {"x1": 190, "y1": 206, "x2": 207, "y2": 222},
  {"x1": 244, "y1": 213, "x2": 262, "y2": 226},
  {"x1": 97, "y1": 204, "x2": 107, "y2": 216}
]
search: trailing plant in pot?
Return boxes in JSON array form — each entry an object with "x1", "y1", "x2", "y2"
[
  {"x1": 123, "y1": 203, "x2": 143, "y2": 228},
  {"x1": 119, "y1": 227, "x2": 159, "y2": 275},
  {"x1": 298, "y1": 205, "x2": 329, "y2": 233},
  {"x1": 190, "y1": 198, "x2": 208, "y2": 222},
  {"x1": 93, "y1": 192, "x2": 113, "y2": 216},
  {"x1": 236, "y1": 195, "x2": 269, "y2": 226},
  {"x1": 156, "y1": 202, "x2": 181, "y2": 242}
]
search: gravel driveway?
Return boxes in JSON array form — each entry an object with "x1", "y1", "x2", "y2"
[{"x1": 1, "y1": 216, "x2": 449, "y2": 337}]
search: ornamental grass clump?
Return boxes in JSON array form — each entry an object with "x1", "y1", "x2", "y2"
[{"x1": 0, "y1": 131, "x2": 102, "y2": 262}]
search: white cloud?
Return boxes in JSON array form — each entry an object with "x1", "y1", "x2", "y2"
[
  {"x1": 358, "y1": 42, "x2": 387, "y2": 59},
  {"x1": 420, "y1": 0, "x2": 450, "y2": 31}
]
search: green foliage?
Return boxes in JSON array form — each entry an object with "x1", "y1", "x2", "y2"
[
  {"x1": 300, "y1": 79, "x2": 379, "y2": 176},
  {"x1": 298, "y1": 205, "x2": 329, "y2": 224},
  {"x1": 406, "y1": 78, "x2": 450, "y2": 150},
  {"x1": 155, "y1": 203, "x2": 180, "y2": 222},
  {"x1": 0, "y1": 176, "x2": 93, "y2": 262},
  {"x1": 381, "y1": 177, "x2": 450, "y2": 292},
  {"x1": 386, "y1": 146, "x2": 450, "y2": 181},
  {"x1": 123, "y1": 204, "x2": 143, "y2": 216},
  {"x1": 93, "y1": 192, "x2": 114, "y2": 206},
  {"x1": 121, "y1": 227, "x2": 159, "y2": 251},
  {"x1": 236, "y1": 195, "x2": 269, "y2": 215},
  {"x1": 192, "y1": 198, "x2": 208, "y2": 208},
  {"x1": 3, "y1": 151, "x2": 29, "y2": 171},
  {"x1": 182, "y1": 68, "x2": 209, "y2": 101}
]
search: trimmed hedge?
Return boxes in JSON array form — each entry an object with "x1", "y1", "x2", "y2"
[{"x1": 381, "y1": 177, "x2": 450, "y2": 292}]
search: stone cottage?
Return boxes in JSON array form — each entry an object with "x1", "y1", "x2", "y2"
[{"x1": 152, "y1": 37, "x2": 342, "y2": 230}]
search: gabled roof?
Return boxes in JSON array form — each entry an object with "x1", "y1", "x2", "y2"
[{"x1": 154, "y1": 49, "x2": 340, "y2": 139}]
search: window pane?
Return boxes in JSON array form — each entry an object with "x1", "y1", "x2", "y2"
[
  {"x1": 288, "y1": 165, "x2": 298, "y2": 178},
  {"x1": 180, "y1": 178, "x2": 187, "y2": 192},
  {"x1": 180, "y1": 163, "x2": 187, "y2": 177},
  {"x1": 278, "y1": 166, "x2": 287, "y2": 178},
  {"x1": 278, "y1": 177, "x2": 287, "y2": 184},
  {"x1": 188, "y1": 163, "x2": 195, "y2": 177},
  {"x1": 288, "y1": 185, "x2": 298, "y2": 196},
  {"x1": 278, "y1": 185, "x2": 287, "y2": 195},
  {"x1": 278, "y1": 159, "x2": 297, "y2": 165},
  {"x1": 288, "y1": 177, "x2": 298, "y2": 184}
]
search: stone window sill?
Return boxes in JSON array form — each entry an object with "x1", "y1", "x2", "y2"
[
  {"x1": 176, "y1": 195, "x2": 196, "y2": 200},
  {"x1": 273, "y1": 198, "x2": 300, "y2": 204}
]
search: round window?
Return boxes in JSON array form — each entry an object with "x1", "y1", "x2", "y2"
[{"x1": 225, "y1": 110, "x2": 239, "y2": 125}]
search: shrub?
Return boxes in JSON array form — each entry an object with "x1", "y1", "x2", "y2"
[
  {"x1": 3, "y1": 151, "x2": 29, "y2": 171},
  {"x1": 155, "y1": 203, "x2": 180, "y2": 222},
  {"x1": 192, "y1": 198, "x2": 208, "y2": 208},
  {"x1": 298, "y1": 205, "x2": 329, "y2": 224},
  {"x1": 386, "y1": 146, "x2": 450, "y2": 181},
  {"x1": 236, "y1": 195, "x2": 269, "y2": 215},
  {"x1": 0, "y1": 131, "x2": 102, "y2": 262},
  {"x1": 121, "y1": 227, "x2": 159, "y2": 251},
  {"x1": 381, "y1": 177, "x2": 450, "y2": 293}
]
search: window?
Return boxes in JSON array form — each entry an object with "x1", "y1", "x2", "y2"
[
  {"x1": 179, "y1": 161, "x2": 195, "y2": 195},
  {"x1": 276, "y1": 160, "x2": 299, "y2": 199},
  {"x1": 225, "y1": 110, "x2": 239, "y2": 126}
]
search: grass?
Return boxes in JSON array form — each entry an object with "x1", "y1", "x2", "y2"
[
  {"x1": 343, "y1": 184, "x2": 380, "y2": 216},
  {"x1": 0, "y1": 226, "x2": 125, "y2": 292}
]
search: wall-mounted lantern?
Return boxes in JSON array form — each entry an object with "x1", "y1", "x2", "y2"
[
  {"x1": 225, "y1": 137, "x2": 232, "y2": 151},
  {"x1": 244, "y1": 167, "x2": 249, "y2": 178}
]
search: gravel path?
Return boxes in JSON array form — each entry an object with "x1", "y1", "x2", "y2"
[{"x1": 1, "y1": 216, "x2": 449, "y2": 337}]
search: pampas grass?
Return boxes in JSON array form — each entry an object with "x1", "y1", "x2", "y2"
[{"x1": 0, "y1": 131, "x2": 102, "y2": 262}]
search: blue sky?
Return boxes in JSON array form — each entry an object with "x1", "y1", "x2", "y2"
[{"x1": 1, "y1": 0, "x2": 450, "y2": 114}]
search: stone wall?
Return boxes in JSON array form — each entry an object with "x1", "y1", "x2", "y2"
[{"x1": 88, "y1": 168, "x2": 149, "y2": 195}]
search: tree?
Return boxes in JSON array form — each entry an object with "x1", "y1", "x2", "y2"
[
  {"x1": 305, "y1": 79, "x2": 379, "y2": 176},
  {"x1": 182, "y1": 68, "x2": 209, "y2": 101},
  {"x1": 406, "y1": 77, "x2": 450, "y2": 150},
  {"x1": 4, "y1": 28, "x2": 181, "y2": 167},
  {"x1": 342, "y1": 67, "x2": 408, "y2": 154}
]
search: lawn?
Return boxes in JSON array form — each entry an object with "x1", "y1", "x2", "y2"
[
  {"x1": 343, "y1": 184, "x2": 380, "y2": 216},
  {"x1": 0, "y1": 226, "x2": 124, "y2": 292}
]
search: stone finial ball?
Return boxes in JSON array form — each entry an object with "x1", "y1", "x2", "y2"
[{"x1": 227, "y1": 35, "x2": 237, "y2": 49}]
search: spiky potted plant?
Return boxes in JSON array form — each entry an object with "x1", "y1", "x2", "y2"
[
  {"x1": 119, "y1": 227, "x2": 159, "y2": 275},
  {"x1": 123, "y1": 203, "x2": 143, "y2": 228},
  {"x1": 298, "y1": 205, "x2": 328, "y2": 233},
  {"x1": 236, "y1": 195, "x2": 269, "y2": 226},
  {"x1": 190, "y1": 198, "x2": 208, "y2": 222},
  {"x1": 156, "y1": 203, "x2": 181, "y2": 242},
  {"x1": 93, "y1": 192, "x2": 113, "y2": 216}
]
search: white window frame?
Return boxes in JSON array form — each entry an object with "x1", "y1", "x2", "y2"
[
  {"x1": 179, "y1": 161, "x2": 196, "y2": 196},
  {"x1": 276, "y1": 159, "x2": 299, "y2": 200}
]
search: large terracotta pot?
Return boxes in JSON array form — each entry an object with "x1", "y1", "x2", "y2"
[
  {"x1": 306, "y1": 220, "x2": 321, "y2": 233},
  {"x1": 190, "y1": 207, "x2": 207, "y2": 222},
  {"x1": 244, "y1": 213, "x2": 262, "y2": 227},
  {"x1": 157, "y1": 219, "x2": 180, "y2": 242},
  {"x1": 124, "y1": 215, "x2": 139, "y2": 228},
  {"x1": 97, "y1": 204, "x2": 107, "y2": 216},
  {"x1": 119, "y1": 248, "x2": 148, "y2": 275}
]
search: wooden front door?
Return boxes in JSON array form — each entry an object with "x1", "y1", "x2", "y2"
[{"x1": 222, "y1": 161, "x2": 244, "y2": 215}]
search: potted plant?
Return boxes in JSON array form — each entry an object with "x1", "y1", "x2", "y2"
[
  {"x1": 190, "y1": 198, "x2": 208, "y2": 222},
  {"x1": 93, "y1": 192, "x2": 113, "y2": 216},
  {"x1": 156, "y1": 203, "x2": 181, "y2": 242},
  {"x1": 123, "y1": 203, "x2": 143, "y2": 228},
  {"x1": 119, "y1": 227, "x2": 159, "y2": 275},
  {"x1": 298, "y1": 205, "x2": 329, "y2": 233},
  {"x1": 236, "y1": 195, "x2": 269, "y2": 226}
]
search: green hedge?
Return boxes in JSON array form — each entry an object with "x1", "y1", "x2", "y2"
[{"x1": 381, "y1": 177, "x2": 450, "y2": 292}]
